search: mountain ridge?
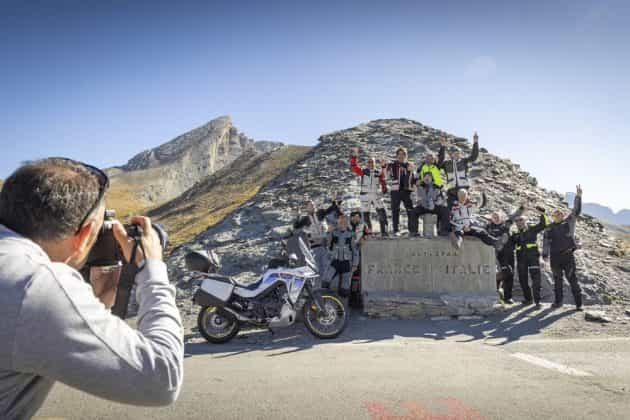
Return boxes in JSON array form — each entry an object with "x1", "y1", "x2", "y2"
[{"x1": 565, "y1": 192, "x2": 630, "y2": 226}]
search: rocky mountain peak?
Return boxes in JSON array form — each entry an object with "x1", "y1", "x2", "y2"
[
  {"x1": 108, "y1": 116, "x2": 283, "y2": 205},
  {"x1": 120, "y1": 115, "x2": 253, "y2": 171}
]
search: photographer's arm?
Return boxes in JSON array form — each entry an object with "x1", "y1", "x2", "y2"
[{"x1": 13, "y1": 218, "x2": 184, "y2": 407}]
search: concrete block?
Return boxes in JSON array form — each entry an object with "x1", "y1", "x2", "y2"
[{"x1": 361, "y1": 237, "x2": 498, "y2": 319}]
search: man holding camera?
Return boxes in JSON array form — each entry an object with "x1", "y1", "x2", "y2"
[{"x1": 0, "y1": 158, "x2": 184, "y2": 419}]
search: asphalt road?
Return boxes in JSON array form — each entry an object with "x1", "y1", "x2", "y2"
[{"x1": 37, "y1": 305, "x2": 630, "y2": 420}]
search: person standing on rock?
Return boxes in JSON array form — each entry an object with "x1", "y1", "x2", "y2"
[
  {"x1": 408, "y1": 172, "x2": 450, "y2": 237},
  {"x1": 543, "y1": 185, "x2": 584, "y2": 311},
  {"x1": 326, "y1": 214, "x2": 359, "y2": 297},
  {"x1": 383, "y1": 146, "x2": 415, "y2": 236},
  {"x1": 486, "y1": 206, "x2": 526, "y2": 304},
  {"x1": 350, "y1": 147, "x2": 389, "y2": 236},
  {"x1": 512, "y1": 207, "x2": 549, "y2": 308},
  {"x1": 438, "y1": 133, "x2": 480, "y2": 208},
  {"x1": 293, "y1": 199, "x2": 332, "y2": 280},
  {"x1": 449, "y1": 188, "x2": 495, "y2": 249}
]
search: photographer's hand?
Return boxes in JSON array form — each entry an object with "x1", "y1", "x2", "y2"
[{"x1": 113, "y1": 216, "x2": 163, "y2": 265}]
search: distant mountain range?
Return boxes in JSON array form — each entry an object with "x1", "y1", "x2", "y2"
[{"x1": 566, "y1": 192, "x2": 630, "y2": 226}]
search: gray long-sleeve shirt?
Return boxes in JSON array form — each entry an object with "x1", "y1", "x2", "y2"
[{"x1": 0, "y1": 225, "x2": 184, "y2": 419}]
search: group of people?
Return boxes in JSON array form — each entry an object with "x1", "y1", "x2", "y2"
[{"x1": 295, "y1": 133, "x2": 585, "y2": 311}]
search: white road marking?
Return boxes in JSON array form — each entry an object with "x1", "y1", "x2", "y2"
[
  {"x1": 512, "y1": 337, "x2": 630, "y2": 344},
  {"x1": 511, "y1": 352, "x2": 593, "y2": 377}
]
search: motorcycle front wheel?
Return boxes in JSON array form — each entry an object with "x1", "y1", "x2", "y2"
[
  {"x1": 303, "y1": 293, "x2": 348, "y2": 339},
  {"x1": 197, "y1": 306, "x2": 240, "y2": 344}
]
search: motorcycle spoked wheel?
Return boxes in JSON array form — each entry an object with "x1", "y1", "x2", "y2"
[
  {"x1": 303, "y1": 293, "x2": 348, "y2": 339},
  {"x1": 197, "y1": 306, "x2": 240, "y2": 344}
]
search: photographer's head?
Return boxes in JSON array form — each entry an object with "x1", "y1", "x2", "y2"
[{"x1": 0, "y1": 158, "x2": 108, "y2": 269}]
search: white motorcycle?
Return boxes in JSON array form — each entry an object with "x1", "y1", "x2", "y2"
[{"x1": 185, "y1": 238, "x2": 348, "y2": 343}]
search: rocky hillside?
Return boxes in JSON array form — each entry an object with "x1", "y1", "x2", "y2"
[
  {"x1": 148, "y1": 145, "x2": 310, "y2": 250},
  {"x1": 106, "y1": 116, "x2": 282, "y2": 213},
  {"x1": 168, "y1": 118, "x2": 629, "y2": 307}
]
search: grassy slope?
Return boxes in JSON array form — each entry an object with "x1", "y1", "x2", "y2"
[
  {"x1": 104, "y1": 166, "x2": 169, "y2": 219},
  {"x1": 148, "y1": 145, "x2": 310, "y2": 251},
  {"x1": 1, "y1": 146, "x2": 309, "y2": 252}
]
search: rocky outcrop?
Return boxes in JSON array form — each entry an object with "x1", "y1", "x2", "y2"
[
  {"x1": 169, "y1": 118, "x2": 630, "y2": 312},
  {"x1": 121, "y1": 116, "x2": 251, "y2": 171},
  {"x1": 109, "y1": 116, "x2": 283, "y2": 204}
]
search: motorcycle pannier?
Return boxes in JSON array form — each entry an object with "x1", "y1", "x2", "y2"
[{"x1": 200, "y1": 279, "x2": 234, "y2": 302}]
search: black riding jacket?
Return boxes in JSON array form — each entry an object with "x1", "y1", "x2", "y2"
[
  {"x1": 543, "y1": 196, "x2": 582, "y2": 258},
  {"x1": 511, "y1": 213, "x2": 548, "y2": 259},
  {"x1": 486, "y1": 206, "x2": 526, "y2": 255}
]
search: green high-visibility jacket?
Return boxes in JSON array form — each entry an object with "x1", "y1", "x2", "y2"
[{"x1": 418, "y1": 163, "x2": 444, "y2": 188}]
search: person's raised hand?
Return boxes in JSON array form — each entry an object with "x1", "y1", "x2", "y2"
[
  {"x1": 473, "y1": 132, "x2": 479, "y2": 143},
  {"x1": 576, "y1": 184, "x2": 583, "y2": 197},
  {"x1": 351, "y1": 147, "x2": 359, "y2": 156},
  {"x1": 440, "y1": 137, "x2": 448, "y2": 147}
]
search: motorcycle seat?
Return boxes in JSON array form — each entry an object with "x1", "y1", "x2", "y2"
[
  {"x1": 204, "y1": 274, "x2": 234, "y2": 284},
  {"x1": 206, "y1": 273, "x2": 263, "y2": 291},
  {"x1": 232, "y1": 277, "x2": 263, "y2": 291}
]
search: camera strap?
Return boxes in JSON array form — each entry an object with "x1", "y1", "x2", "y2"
[{"x1": 111, "y1": 239, "x2": 145, "y2": 319}]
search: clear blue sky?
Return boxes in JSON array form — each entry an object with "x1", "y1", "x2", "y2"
[{"x1": 1, "y1": 0, "x2": 629, "y2": 210}]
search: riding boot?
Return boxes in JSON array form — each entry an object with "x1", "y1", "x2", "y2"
[
  {"x1": 362, "y1": 212, "x2": 372, "y2": 230},
  {"x1": 377, "y1": 208, "x2": 388, "y2": 236}
]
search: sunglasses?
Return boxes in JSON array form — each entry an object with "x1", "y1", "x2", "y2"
[
  {"x1": 77, "y1": 163, "x2": 109, "y2": 232},
  {"x1": 51, "y1": 158, "x2": 110, "y2": 233}
]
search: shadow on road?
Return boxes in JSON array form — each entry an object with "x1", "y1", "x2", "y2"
[{"x1": 184, "y1": 304, "x2": 575, "y2": 358}]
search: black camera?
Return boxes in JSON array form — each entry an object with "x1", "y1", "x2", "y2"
[
  {"x1": 85, "y1": 209, "x2": 168, "y2": 267},
  {"x1": 81, "y1": 209, "x2": 168, "y2": 318}
]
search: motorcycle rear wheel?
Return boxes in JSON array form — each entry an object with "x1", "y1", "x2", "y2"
[
  {"x1": 303, "y1": 293, "x2": 348, "y2": 339},
  {"x1": 197, "y1": 306, "x2": 240, "y2": 344}
]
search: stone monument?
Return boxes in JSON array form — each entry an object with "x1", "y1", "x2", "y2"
[{"x1": 361, "y1": 237, "x2": 499, "y2": 319}]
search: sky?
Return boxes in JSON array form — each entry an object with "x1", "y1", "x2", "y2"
[{"x1": 1, "y1": 0, "x2": 629, "y2": 211}]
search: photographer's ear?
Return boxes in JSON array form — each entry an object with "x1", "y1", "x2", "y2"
[
  {"x1": 73, "y1": 219, "x2": 98, "y2": 254},
  {"x1": 63, "y1": 219, "x2": 100, "y2": 269}
]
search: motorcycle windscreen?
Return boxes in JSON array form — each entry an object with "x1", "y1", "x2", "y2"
[
  {"x1": 298, "y1": 237, "x2": 318, "y2": 273},
  {"x1": 200, "y1": 279, "x2": 234, "y2": 302}
]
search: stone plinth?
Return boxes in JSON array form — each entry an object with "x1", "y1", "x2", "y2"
[{"x1": 361, "y1": 237, "x2": 499, "y2": 319}]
